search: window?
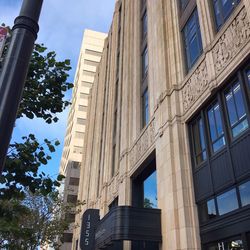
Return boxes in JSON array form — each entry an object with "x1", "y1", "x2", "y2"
[
  {"x1": 207, "y1": 101, "x2": 225, "y2": 153},
  {"x1": 224, "y1": 82, "x2": 248, "y2": 138},
  {"x1": 69, "y1": 177, "x2": 80, "y2": 186},
  {"x1": 142, "y1": 89, "x2": 149, "y2": 127},
  {"x1": 75, "y1": 131, "x2": 84, "y2": 138},
  {"x1": 80, "y1": 93, "x2": 88, "y2": 100},
  {"x1": 143, "y1": 171, "x2": 157, "y2": 208},
  {"x1": 73, "y1": 146, "x2": 83, "y2": 154},
  {"x1": 67, "y1": 195, "x2": 77, "y2": 204},
  {"x1": 142, "y1": 48, "x2": 149, "y2": 79},
  {"x1": 62, "y1": 233, "x2": 73, "y2": 243},
  {"x1": 217, "y1": 188, "x2": 239, "y2": 215},
  {"x1": 182, "y1": 9, "x2": 203, "y2": 70},
  {"x1": 239, "y1": 181, "x2": 250, "y2": 207},
  {"x1": 199, "y1": 199, "x2": 217, "y2": 223},
  {"x1": 191, "y1": 117, "x2": 207, "y2": 166},
  {"x1": 77, "y1": 118, "x2": 86, "y2": 125},
  {"x1": 81, "y1": 81, "x2": 92, "y2": 88},
  {"x1": 212, "y1": 0, "x2": 241, "y2": 30},
  {"x1": 65, "y1": 213, "x2": 75, "y2": 223},
  {"x1": 199, "y1": 181, "x2": 250, "y2": 223},
  {"x1": 79, "y1": 105, "x2": 87, "y2": 112}
]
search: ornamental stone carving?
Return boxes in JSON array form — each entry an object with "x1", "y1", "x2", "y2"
[
  {"x1": 182, "y1": 60, "x2": 209, "y2": 112},
  {"x1": 212, "y1": 7, "x2": 250, "y2": 74},
  {"x1": 129, "y1": 120, "x2": 155, "y2": 167}
]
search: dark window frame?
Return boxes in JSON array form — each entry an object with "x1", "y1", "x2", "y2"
[
  {"x1": 182, "y1": 8, "x2": 203, "y2": 71},
  {"x1": 222, "y1": 77, "x2": 249, "y2": 140}
]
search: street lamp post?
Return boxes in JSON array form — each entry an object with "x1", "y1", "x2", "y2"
[{"x1": 0, "y1": 0, "x2": 43, "y2": 175}]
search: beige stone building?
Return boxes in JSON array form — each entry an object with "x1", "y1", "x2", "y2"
[
  {"x1": 74, "y1": 0, "x2": 250, "y2": 249},
  {"x1": 59, "y1": 29, "x2": 106, "y2": 250}
]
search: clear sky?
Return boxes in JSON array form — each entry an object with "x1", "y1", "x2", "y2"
[{"x1": 0, "y1": 0, "x2": 115, "y2": 179}]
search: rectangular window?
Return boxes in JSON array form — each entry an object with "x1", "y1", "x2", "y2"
[
  {"x1": 191, "y1": 117, "x2": 207, "y2": 166},
  {"x1": 142, "y1": 47, "x2": 149, "y2": 79},
  {"x1": 80, "y1": 93, "x2": 89, "y2": 99},
  {"x1": 81, "y1": 81, "x2": 92, "y2": 88},
  {"x1": 182, "y1": 9, "x2": 203, "y2": 70},
  {"x1": 78, "y1": 105, "x2": 87, "y2": 112},
  {"x1": 224, "y1": 82, "x2": 248, "y2": 138},
  {"x1": 73, "y1": 146, "x2": 83, "y2": 154},
  {"x1": 69, "y1": 177, "x2": 80, "y2": 186},
  {"x1": 239, "y1": 181, "x2": 250, "y2": 207},
  {"x1": 199, "y1": 199, "x2": 217, "y2": 223},
  {"x1": 212, "y1": 0, "x2": 241, "y2": 30},
  {"x1": 77, "y1": 118, "x2": 86, "y2": 125},
  {"x1": 75, "y1": 131, "x2": 84, "y2": 138},
  {"x1": 67, "y1": 195, "x2": 78, "y2": 204},
  {"x1": 142, "y1": 89, "x2": 149, "y2": 127},
  {"x1": 63, "y1": 233, "x2": 73, "y2": 243},
  {"x1": 217, "y1": 188, "x2": 239, "y2": 215},
  {"x1": 207, "y1": 102, "x2": 225, "y2": 153}
]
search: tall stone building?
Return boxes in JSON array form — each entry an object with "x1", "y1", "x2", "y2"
[
  {"x1": 59, "y1": 29, "x2": 106, "y2": 250},
  {"x1": 74, "y1": 0, "x2": 250, "y2": 249}
]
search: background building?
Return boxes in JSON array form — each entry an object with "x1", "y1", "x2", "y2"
[
  {"x1": 74, "y1": 0, "x2": 250, "y2": 249},
  {"x1": 59, "y1": 29, "x2": 106, "y2": 250}
]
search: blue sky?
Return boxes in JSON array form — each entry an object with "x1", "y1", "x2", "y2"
[{"x1": 1, "y1": 0, "x2": 115, "y2": 179}]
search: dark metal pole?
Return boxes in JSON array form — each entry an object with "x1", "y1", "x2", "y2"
[{"x1": 0, "y1": 0, "x2": 43, "y2": 174}]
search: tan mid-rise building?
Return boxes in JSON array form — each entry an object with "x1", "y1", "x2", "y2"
[
  {"x1": 73, "y1": 0, "x2": 250, "y2": 249},
  {"x1": 59, "y1": 29, "x2": 106, "y2": 250}
]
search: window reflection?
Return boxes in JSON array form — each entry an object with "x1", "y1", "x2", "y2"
[
  {"x1": 192, "y1": 117, "x2": 207, "y2": 166},
  {"x1": 239, "y1": 181, "x2": 250, "y2": 207},
  {"x1": 225, "y1": 82, "x2": 248, "y2": 138},
  {"x1": 143, "y1": 171, "x2": 157, "y2": 208},
  {"x1": 183, "y1": 9, "x2": 203, "y2": 70},
  {"x1": 217, "y1": 188, "x2": 239, "y2": 215},
  {"x1": 213, "y1": 0, "x2": 241, "y2": 30},
  {"x1": 207, "y1": 102, "x2": 225, "y2": 153}
]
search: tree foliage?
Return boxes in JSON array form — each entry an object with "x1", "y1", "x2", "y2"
[
  {"x1": 0, "y1": 191, "x2": 83, "y2": 250},
  {"x1": 0, "y1": 25, "x2": 76, "y2": 249}
]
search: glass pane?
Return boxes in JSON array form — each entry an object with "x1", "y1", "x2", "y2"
[
  {"x1": 183, "y1": 9, "x2": 202, "y2": 69},
  {"x1": 142, "y1": 48, "x2": 148, "y2": 78},
  {"x1": 213, "y1": 136, "x2": 225, "y2": 152},
  {"x1": 207, "y1": 199, "x2": 217, "y2": 219},
  {"x1": 144, "y1": 171, "x2": 157, "y2": 208},
  {"x1": 234, "y1": 83, "x2": 246, "y2": 120},
  {"x1": 217, "y1": 188, "x2": 239, "y2": 215},
  {"x1": 247, "y1": 70, "x2": 250, "y2": 87},
  {"x1": 222, "y1": 0, "x2": 234, "y2": 19},
  {"x1": 225, "y1": 88, "x2": 238, "y2": 126},
  {"x1": 232, "y1": 118, "x2": 248, "y2": 137},
  {"x1": 208, "y1": 107, "x2": 217, "y2": 142},
  {"x1": 142, "y1": 90, "x2": 149, "y2": 127},
  {"x1": 213, "y1": 0, "x2": 223, "y2": 28},
  {"x1": 214, "y1": 103, "x2": 224, "y2": 136},
  {"x1": 239, "y1": 181, "x2": 250, "y2": 207}
]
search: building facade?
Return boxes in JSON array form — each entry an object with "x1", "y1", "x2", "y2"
[
  {"x1": 59, "y1": 29, "x2": 106, "y2": 250},
  {"x1": 74, "y1": 0, "x2": 250, "y2": 249}
]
